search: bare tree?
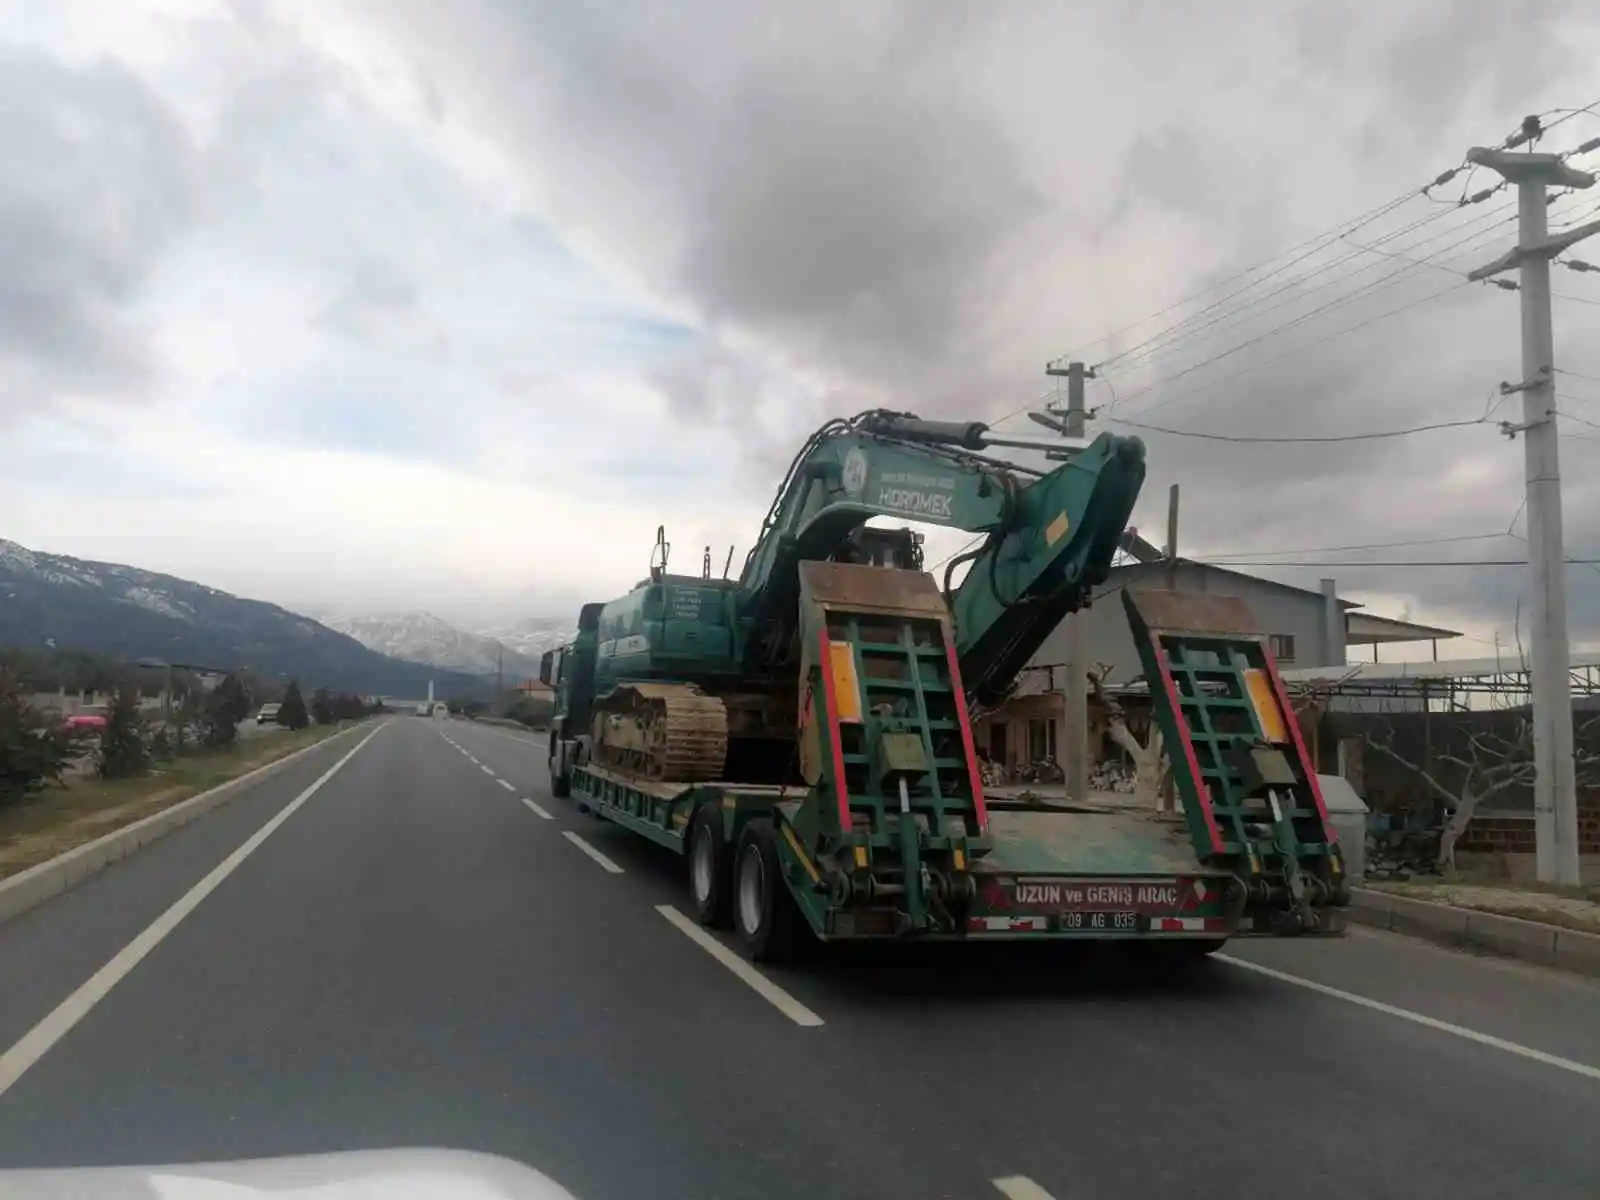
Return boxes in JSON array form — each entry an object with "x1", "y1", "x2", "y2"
[
  {"x1": 1090, "y1": 667, "x2": 1172, "y2": 810},
  {"x1": 1366, "y1": 714, "x2": 1600, "y2": 873}
]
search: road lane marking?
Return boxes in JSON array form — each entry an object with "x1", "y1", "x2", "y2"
[
  {"x1": 656, "y1": 905, "x2": 825, "y2": 1029},
  {"x1": 497, "y1": 778, "x2": 516, "y2": 792},
  {"x1": 522, "y1": 798, "x2": 554, "y2": 820},
  {"x1": 1218, "y1": 954, "x2": 1600, "y2": 1083},
  {"x1": 992, "y1": 1178, "x2": 1058, "y2": 1200},
  {"x1": 563, "y1": 831, "x2": 624, "y2": 874},
  {"x1": 480, "y1": 765, "x2": 495, "y2": 776},
  {"x1": 0, "y1": 724, "x2": 385, "y2": 1100}
]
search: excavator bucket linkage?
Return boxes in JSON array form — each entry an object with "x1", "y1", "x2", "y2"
[{"x1": 1122, "y1": 588, "x2": 1351, "y2": 933}]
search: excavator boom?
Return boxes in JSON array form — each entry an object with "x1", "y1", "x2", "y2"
[{"x1": 732, "y1": 408, "x2": 1146, "y2": 705}]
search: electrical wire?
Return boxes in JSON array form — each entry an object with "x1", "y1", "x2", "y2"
[
  {"x1": 1204, "y1": 532, "x2": 1519, "y2": 560},
  {"x1": 1108, "y1": 210, "x2": 1526, "y2": 419},
  {"x1": 1111, "y1": 277, "x2": 1473, "y2": 419},
  {"x1": 1042, "y1": 187, "x2": 1429, "y2": 369},
  {"x1": 1105, "y1": 414, "x2": 1490, "y2": 445},
  {"x1": 1098, "y1": 191, "x2": 1512, "y2": 375}
]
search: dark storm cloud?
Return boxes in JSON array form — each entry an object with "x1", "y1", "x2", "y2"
[
  {"x1": 0, "y1": 45, "x2": 196, "y2": 418},
  {"x1": 348, "y1": 0, "x2": 1600, "y2": 637}
]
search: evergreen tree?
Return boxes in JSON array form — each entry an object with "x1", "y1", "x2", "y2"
[
  {"x1": 0, "y1": 670, "x2": 77, "y2": 805},
  {"x1": 98, "y1": 687, "x2": 149, "y2": 779},
  {"x1": 310, "y1": 686, "x2": 334, "y2": 726},
  {"x1": 201, "y1": 673, "x2": 250, "y2": 747},
  {"x1": 278, "y1": 679, "x2": 310, "y2": 730}
]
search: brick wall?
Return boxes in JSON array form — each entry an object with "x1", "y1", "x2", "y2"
[{"x1": 1456, "y1": 796, "x2": 1600, "y2": 855}]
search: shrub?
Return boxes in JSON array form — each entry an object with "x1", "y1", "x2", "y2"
[{"x1": 0, "y1": 670, "x2": 77, "y2": 804}]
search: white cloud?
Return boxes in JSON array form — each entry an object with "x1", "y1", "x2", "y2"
[{"x1": 5, "y1": 0, "x2": 1600, "y2": 662}]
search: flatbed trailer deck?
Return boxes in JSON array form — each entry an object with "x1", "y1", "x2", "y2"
[{"x1": 561, "y1": 564, "x2": 1349, "y2": 961}]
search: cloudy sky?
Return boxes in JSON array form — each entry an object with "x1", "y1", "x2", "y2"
[{"x1": 5, "y1": 0, "x2": 1600, "y2": 657}]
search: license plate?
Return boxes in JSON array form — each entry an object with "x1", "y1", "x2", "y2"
[{"x1": 1059, "y1": 910, "x2": 1139, "y2": 931}]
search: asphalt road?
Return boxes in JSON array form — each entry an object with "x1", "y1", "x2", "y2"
[{"x1": 0, "y1": 715, "x2": 1597, "y2": 1199}]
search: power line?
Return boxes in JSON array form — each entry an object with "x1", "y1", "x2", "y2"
[
  {"x1": 1109, "y1": 211, "x2": 1526, "y2": 417},
  {"x1": 1043, "y1": 187, "x2": 1429, "y2": 369},
  {"x1": 1098, "y1": 191, "x2": 1513, "y2": 375},
  {"x1": 1204, "y1": 531, "x2": 1518, "y2": 560},
  {"x1": 1106, "y1": 414, "x2": 1490, "y2": 445},
  {"x1": 1112, "y1": 277, "x2": 1472, "y2": 419}
]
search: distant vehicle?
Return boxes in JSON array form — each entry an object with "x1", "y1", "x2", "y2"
[
  {"x1": 415, "y1": 704, "x2": 429, "y2": 716},
  {"x1": 61, "y1": 713, "x2": 107, "y2": 734},
  {"x1": 255, "y1": 703, "x2": 282, "y2": 726}
]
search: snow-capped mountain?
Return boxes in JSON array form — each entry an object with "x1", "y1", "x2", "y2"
[
  {"x1": 318, "y1": 611, "x2": 554, "y2": 680},
  {"x1": 470, "y1": 616, "x2": 573, "y2": 662},
  {"x1": 0, "y1": 539, "x2": 486, "y2": 696}
]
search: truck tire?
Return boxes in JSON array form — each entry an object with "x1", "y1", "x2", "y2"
[
  {"x1": 733, "y1": 819, "x2": 802, "y2": 964},
  {"x1": 548, "y1": 732, "x2": 571, "y2": 798},
  {"x1": 687, "y1": 806, "x2": 731, "y2": 928}
]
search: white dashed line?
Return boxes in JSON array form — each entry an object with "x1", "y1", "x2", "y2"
[
  {"x1": 1218, "y1": 954, "x2": 1600, "y2": 1083},
  {"x1": 479, "y1": 765, "x2": 495, "y2": 776},
  {"x1": 992, "y1": 1178, "x2": 1057, "y2": 1200},
  {"x1": 521, "y1": 798, "x2": 553, "y2": 820},
  {"x1": 655, "y1": 905, "x2": 825, "y2": 1029},
  {"x1": 497, "y1": 778, "x2": 516, "y2": 792},
  {"x1": 562, "y1": 831, "x2": 624, "y2": 874}
]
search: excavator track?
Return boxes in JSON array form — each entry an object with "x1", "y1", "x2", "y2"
[{"x1": 590, "y1": 682, "x2": 729, "y2": 783}]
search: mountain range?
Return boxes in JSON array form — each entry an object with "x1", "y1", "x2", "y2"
[
  {"x1": 314, "y1": 611, "x2": 558, "y2": 681},
  {"x1": 0, "y1": 539, "x2": 492, "y2": 697}
]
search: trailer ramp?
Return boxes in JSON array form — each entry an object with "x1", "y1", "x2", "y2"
[{"x1": 1122, "y1": 588, "x2": 1351, "y2": 933}]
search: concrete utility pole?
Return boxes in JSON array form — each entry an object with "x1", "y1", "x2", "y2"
[
  {"x1": 1466, "y1": 138, "x2": 1600, "y2": 885},
  {"x1": 1046, "y1": 360, "x2": 1094, "y2": 802}
]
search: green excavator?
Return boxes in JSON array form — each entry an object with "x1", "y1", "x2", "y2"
[{"x1": 540, "y1": 408, "x2": 1348, "y2": 961}]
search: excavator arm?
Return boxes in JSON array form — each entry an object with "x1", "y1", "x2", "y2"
[
  {"x1": 732, "y1": 409, "x2": 1146, "y2": 694},
  {"x1": 946, "y1": 431, "x2": 1145, "y2": 707}
]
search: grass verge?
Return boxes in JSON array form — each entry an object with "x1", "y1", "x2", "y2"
[
  {"x1": 1369, "y1": 879, "x2": 1600, "y2": 936},
  {"x1": 0, "y1": 723, "x2": 359, "y2": 881}
]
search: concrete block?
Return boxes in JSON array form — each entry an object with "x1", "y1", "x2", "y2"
[
  {"x1": 1552, "y1": 928, "x2": 1600, "y2": 979},
  {"x1": 0, "y1": 866, "x2": 68, "y2": 924},
  {"x1": 1386, "y1": 893, "x2": 1470, "y2": 943},
  {"x1": 1347, "y1": 888, "x2": 1392, "y2": 930},
  {"x1": 1463, "y1": 909, "x2": 1557, "y2": 966}
]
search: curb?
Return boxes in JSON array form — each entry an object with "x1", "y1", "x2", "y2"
[
  {"x1": 1349, "y1": 886, "x2": 1600, "y2": 979},
  {"x1": 0, "y1": 721, "x2": 373, "y2": 929}
]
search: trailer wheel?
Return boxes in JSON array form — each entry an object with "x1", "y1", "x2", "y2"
[
  {"x1": 688, "y1": 807, "x2": 731, "y2": 928},
  {"x1": 733, "y1": 819, "x2": 801, "y2": 963}
]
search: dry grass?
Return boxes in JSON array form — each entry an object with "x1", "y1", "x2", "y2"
[
  {"x1": 0, "y1": 724, "x2": 354, "y2": 881},
  {"x1": 1370, "y1": 879, "x2": 1600, "y2": 935}
]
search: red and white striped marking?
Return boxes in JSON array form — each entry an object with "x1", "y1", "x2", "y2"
[
  {"x1": 967, "y1": 915, "x2": 1229, "y2": 934},
  {"x1": 1154, "y1": 916, "x2": 1229, "y2": 933}
]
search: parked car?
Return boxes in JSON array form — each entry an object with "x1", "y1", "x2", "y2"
[{"x1": 255, "y1": 703, "x2": 282, "y2": 726}]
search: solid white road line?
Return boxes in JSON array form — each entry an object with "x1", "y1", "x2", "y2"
[
  {"x1": 1218, "y1": 954, "x2": 1600, "y2": 1083},
  {"x1": 0, "y1": 724, "x2": 384, "y2": 1100},
  {"x1": 655, "y1": 905, "x2": 825, "y2": 1029},
  {"x1": 521, "y1": 798, "x2": 554, "y2": 820},
  {"x1": 563, "y1": 831, "x2": 624, "y2": 874},
  {"x1": 992, "y1": 1178, "x2": 1058, "y2": 1200},
  {"x1": 497, "y1": 778, "x2": 516, "y2": 792}
]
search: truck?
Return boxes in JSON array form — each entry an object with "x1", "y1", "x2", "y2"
[{"x1": 539, "y1": 408, "x2": 1350, "y2": 962}]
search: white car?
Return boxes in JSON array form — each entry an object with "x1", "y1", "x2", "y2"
[{"x1": 255, "y1": 703, "x2": 282, "y2": 726}]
